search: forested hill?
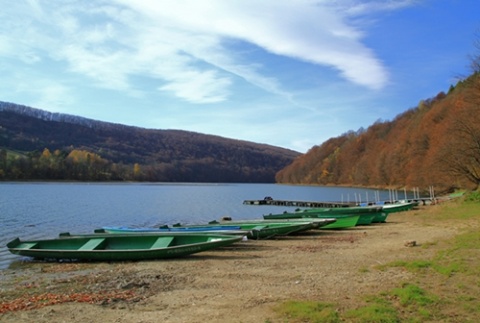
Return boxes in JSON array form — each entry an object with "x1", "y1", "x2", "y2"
[
  {"x1": 0, "y1": 102, "x2": 300, "y2": 182},
  {"x1": 276, "y1": 73, "x2": 480, "y2": 192}
]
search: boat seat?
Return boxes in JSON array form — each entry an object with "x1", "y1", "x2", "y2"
[
  {"x1": 79, "y1": 238, "x2": 105, "y2": 250},
  {"x1": 151, "y1": 236, "x2": 174, "y2": 249}
]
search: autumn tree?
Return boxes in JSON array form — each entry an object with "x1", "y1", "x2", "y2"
[
  {"x1": 66, "y1": 149, "x2": 110, "y2": 180},
  {"x1": 133, "y1": 163, "x2": 143, "y2": 180},
  {"x1": 436, "y1": 33, "x2": 480, "y2": 189},
  {"x1": 438, "y1": 77, "x2": 480, "y2": 189}
]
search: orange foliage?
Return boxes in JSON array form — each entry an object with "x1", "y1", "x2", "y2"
[
  {"x1": 67, "y1": 149, "x2": 106, "y2": 164},
  {"x1": 276, "y1": 74, "x2": 480, "y2": 192}
]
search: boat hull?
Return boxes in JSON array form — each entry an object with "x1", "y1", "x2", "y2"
[
  {"x1": 100, "y1": 226, "x2": 247, "y2": 236},
  {"x1": 172, "y1": 221, "x2": 318, "y2": 239},
  {"x1": 372, "y1": 212, "x2": 389, "y2": 223},
  {"x1": 381, "y1": 202, "x2": 416, "y2": 214},
  {"x1": 264, "y1": 206, "x2": 383, "y2": 226},
  {"x1": 262, "y1": 212, "x2": 359, "y2": 229},
  {"x1": 355, "y1": 214, "x2": 376, "y2": 225},
  {"x1": 313, "y1": 215, "x2": 360, "y2": 229},
  {"x1": 7, "y1": 234, "x2": 243, "y2": 261},
  {"x1": 216, "y1": 218, "x2": 337, "y2": 229}
]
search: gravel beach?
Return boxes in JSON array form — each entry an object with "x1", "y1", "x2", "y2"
[{"x1": 0, "y1": 206, "x2": 467, "y2": 322}]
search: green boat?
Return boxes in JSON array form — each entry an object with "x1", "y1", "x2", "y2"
[
  {"x1": 301, "y1": 205, "x2": 383, "y2": 214},
  {"x1": 381, "y1": 202, "x2": 417, "y2": 214},
  {"x1": 210, "y1": 218, "x2": 337, "y2": 229},
  {"x1": 371, "y1": 212, "x2": 389, "y2": 223},
  {"x1": 354, "y1": 214, "x2": 376, "y2": 225},
  {"x1": 171, "y1": 221, "x2": 317, "y2": 239},
  {"x1": 314, "y1": 215, "x2": 360, "y2": 229},
  {"x1": 264, "y1": 205, "x2": 382, "y2": 226},
  {"x1": 7, "y1": 233, "x2": 243, "y2": 261},
  {"x1": 261, "y1": 212, "x2": 360, "y2": 229},
  {"x1": 99, "y1": 225, "x2": 249, "y2": 236}
]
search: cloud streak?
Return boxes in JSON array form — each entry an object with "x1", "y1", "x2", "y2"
[
  {"x1": 1, "y1": 1, "x2": 417, "y2": 105},
  {"x1": 114, "y1": 0, "x2": 391, "y2": 90}
]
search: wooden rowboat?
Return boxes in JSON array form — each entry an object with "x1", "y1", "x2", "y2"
[
  {"x1": 210, "y1": 218, "x2": 337, "y2": 229},
  {"x1": 264, "y1": 205, "x2": 383, "y2": 226},
  {"x1": 99, "y1": 225, "x2": 248, "y2": 236},
  {"x1": 298, "y1": 206, "x2": 383, "y2": 224},
  {"x1": 312, "y1": 215, "x2": 360, "y2": 229},
  {"x1": 381, "y1": 202, "x2": 417, "y2": 214},
  {"x1": 170, "y1": 221, "x2": 317, "y2": 239},
  {"x1": 371, "y1": 212, "x2": 389, "y2": 223},
  {"x1": 262, "y1": 212, "x2": 360, "y2": 229},
  {"x1": 7, "y1": 233, "x2": 243, "y2": 261}
]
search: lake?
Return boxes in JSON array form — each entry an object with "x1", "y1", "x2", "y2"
[{"x1": 0, "y1": 182, "x2": 402, "y2": 269}]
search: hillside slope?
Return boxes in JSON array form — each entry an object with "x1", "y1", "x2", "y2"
[
  {"x1": 0, "y1": 102, "x2": 300, "y2": 182},
  {"x1": 276, "y1": 74, "x2": 480, "y2": 192}
]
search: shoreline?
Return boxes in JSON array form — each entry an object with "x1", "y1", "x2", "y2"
[{"x1": 0, "y1": 205, "x2": 471, "y2": 322}]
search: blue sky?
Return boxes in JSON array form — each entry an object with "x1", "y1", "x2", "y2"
[{"x1": 1, "y1": 0, "x2": 478, "y2": 153}]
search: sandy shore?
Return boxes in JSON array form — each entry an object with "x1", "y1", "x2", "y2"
[{"x1": 0, "y1": 206, "x2": 467, "y2": 322}]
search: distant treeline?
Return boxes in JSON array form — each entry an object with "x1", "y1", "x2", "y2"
[
  {"x1": 0, "y1": 103, "x2": 300, "y2": 182},
  {"x1": 0, "y1": 147, "x2": 288, "y2": 182},
  {"x1": 1, "y1": 148, "x2": 127, "y2": 181},
  {"x1": 276, "y1": 73, "x2": 480, "y2": 193}
]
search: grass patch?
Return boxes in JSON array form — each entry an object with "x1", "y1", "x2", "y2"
[
  {"x1": 391, "y1": 283, "x2": 438, "y2": 307},
  {"x1": 377, "y1": 259, "x2": 433, "y2": 272},
  {"x1": 273, "y1": 285, "x2": 443, "y2": 322},
  {"x1": 274, "y1": 301, "x2": 340, "y2": 323},
  {"x1": 430, "y1": 196, "x2": 480, "y2": 221},
  {"x1": 464, "y1": 190, "x2": 480, "y2": 202},
  {"x1": 346, "y1": 284, "x2": 439, "y2": 322},
  {"x1": 345, "y1": 297, "x2": 399, "y2": 323},
  {"x1": 431, "y1": 230, "x2": 480, "y2": 276},
  {"x1": 378, "y1": 231, "x2": 479, "y2": 279},
  {"x1": 273, "y1": 199, "x2": 480, "y2": 322}
]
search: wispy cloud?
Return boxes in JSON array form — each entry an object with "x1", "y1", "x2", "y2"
[
  {"x1": 159, "y1": 69, "x2": 232, "y2": 103},
  {"x1": 339, "y1": 0, "x2": 418, "y2": 16},
  {"x1": 113, "y1": 0, "x2": 393, "y2": 89},
  {"x1": 1, "y1": 0, "x2": 415, "y2": 104}
]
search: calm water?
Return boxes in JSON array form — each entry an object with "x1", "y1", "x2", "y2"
[{"x1": 0, "y1": 182, "x2": 399, "y2": 269}]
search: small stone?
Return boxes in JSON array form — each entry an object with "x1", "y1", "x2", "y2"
[{"x1": 404, "y1": 240, "x2": 416, "y2": 247}]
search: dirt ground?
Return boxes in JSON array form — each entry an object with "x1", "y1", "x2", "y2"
[{"x1": 0, "y1": 206, "x2": 469, "y2": 323}]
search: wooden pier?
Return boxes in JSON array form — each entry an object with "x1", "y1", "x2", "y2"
[{"x1": 243, "y1": 199, "x2": 355, "y2": 208}]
